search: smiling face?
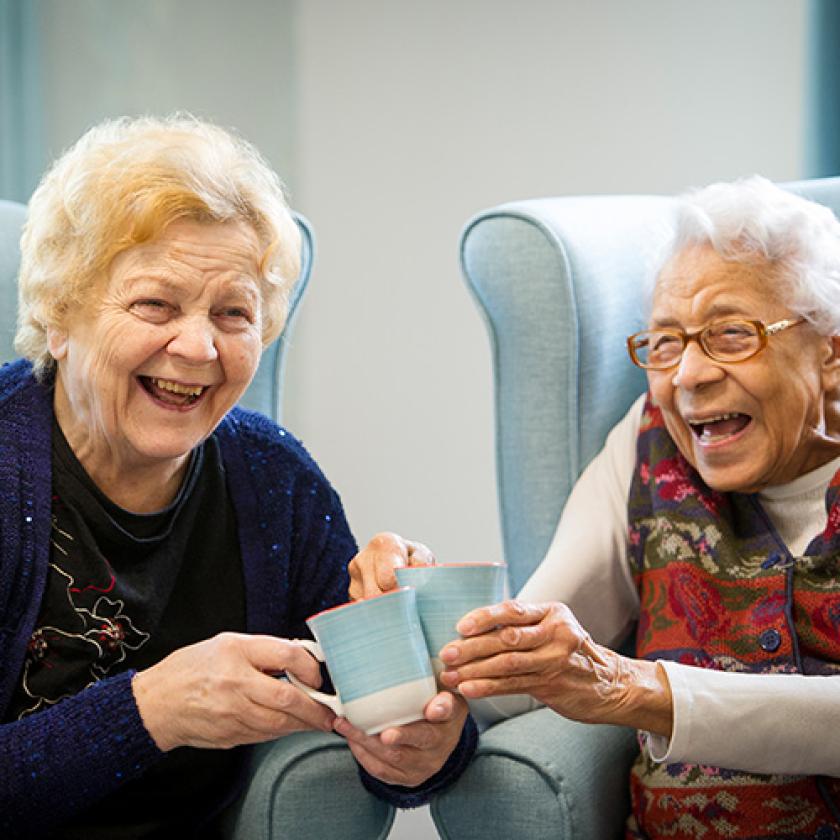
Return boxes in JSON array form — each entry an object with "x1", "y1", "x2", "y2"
[
  {"x1": 648, "y1": 243, "x2": 840, "y2": 493},
  {"x1": 49, "y1": 219, "x2": 264, "y2": 500}
]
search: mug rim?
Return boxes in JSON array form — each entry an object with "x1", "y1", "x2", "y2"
[
  {"x1": 396, "y1": 561, "x2": 507, "y2": 570},
  {"x1": 307, "y1": 585, "x2": 414, "y2": 622}
]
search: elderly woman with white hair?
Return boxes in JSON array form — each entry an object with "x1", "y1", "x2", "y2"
[
  {"x1": 0, "y1": 116, "x2": 475, "y2": 839},
  {"x1": 352, "y1": 177, "x2": 840, "y2": 838}
]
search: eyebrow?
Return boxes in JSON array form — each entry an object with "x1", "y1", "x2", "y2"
[
  {"x1": 650, "y1": 303, "x2": 751, "y2": 329},
  {"x1": 122, "y1": 274, "x2": 260, "y2": 302}
]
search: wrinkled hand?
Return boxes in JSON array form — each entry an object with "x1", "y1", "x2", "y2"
[
  {"x1": 438, "y1": 600, "x2": 672, "y2": 736},
  {"x1": 348, "y1": 531, "x2": 435, "y2": 600},
  {"x1": 132, "y1": 632, "x2": 337, "y2": 752},
  {"x1": 334, "y1": 691, "x2": 468, "y2": 787}
]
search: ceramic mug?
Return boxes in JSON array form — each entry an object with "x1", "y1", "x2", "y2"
[
  {"x1": 288, "y1": 587, "x2": 437, "y2": 735},
  {"x1": 394, "y1": 562, "x2": 507, "y2": 677}
]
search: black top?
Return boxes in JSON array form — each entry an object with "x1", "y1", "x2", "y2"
[{"x1": 6, "y1": 420, "x2": 247, "y2": 838}]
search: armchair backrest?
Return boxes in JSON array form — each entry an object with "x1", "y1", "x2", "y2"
[
  {"x1": 461, "y1": 177, "x2": 840, "y2": 595},
  {"x1": 0, "y1": 199, "x2": 314, "y2": 423}
]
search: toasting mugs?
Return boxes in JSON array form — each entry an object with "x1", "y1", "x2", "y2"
[{"x1": 291, "y1": 563, "x2": 506, "y2": 733}]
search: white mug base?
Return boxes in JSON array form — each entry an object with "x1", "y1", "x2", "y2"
[{"x1": 343, "y1": 675, "x2": 437, "y2": 735}]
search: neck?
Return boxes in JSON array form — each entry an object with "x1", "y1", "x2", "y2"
[{"x1": 53, "y1": 389, "x2": 189, "y2": 514}]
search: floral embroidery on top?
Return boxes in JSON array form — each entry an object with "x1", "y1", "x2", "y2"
[{"x1": 14, "y1": 514, "x2": 150, "y2": 719}]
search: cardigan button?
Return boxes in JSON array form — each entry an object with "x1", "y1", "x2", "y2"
[
  {"x1": 815, "y1": 825, "x2": 837, "y2": 840},
  {"x1": 760, "y1": 553, "x2": 782, "y2": 570},
  {"x1": 759, "y1": 628, "x2": 782, "y2": 652}
]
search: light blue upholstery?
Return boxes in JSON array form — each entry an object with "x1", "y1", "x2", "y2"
[
  {"x1": 0, "y1": 199, "x2": 395, "y2": 840},
  {"x1": 224, "y1": 733, "x2": 394, "y2": 840},
  {"x1": 431, "y1": 176, "x2": 840, "y2": 839}
]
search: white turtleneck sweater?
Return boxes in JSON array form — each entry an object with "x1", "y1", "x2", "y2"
[{"x1": 480, "y1": 394, "x2": 840, "y2": 777}]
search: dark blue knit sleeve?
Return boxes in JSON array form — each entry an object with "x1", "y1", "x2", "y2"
[{"x1": 0, "y1": 671, "x2": 162, "y2": 838}]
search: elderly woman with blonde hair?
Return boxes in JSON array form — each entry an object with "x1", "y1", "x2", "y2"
[{"x1": 0, "y1": 116, "x2": 474, "y2": 838}]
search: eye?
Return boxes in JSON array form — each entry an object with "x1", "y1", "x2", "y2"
[
  {"x1": 653, "y1": 334, "x2": 678, "y2": 348},
  {"x1": 130, "y1": 299, "x2": 175, "y2": 323},
  {"x1": 213, "y1": 305, "x2": 256, "y2": 329},
  {"x1": 719, "y1": 324, "x2": 752, "y2": 336}
]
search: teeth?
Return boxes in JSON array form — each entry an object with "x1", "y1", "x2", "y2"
[
  {"x1": 153, "y1": 378, "x2": 204, "y2": 397},
  {"x1": 691, "y1": 412, "x2": 740, "y2": 425}
]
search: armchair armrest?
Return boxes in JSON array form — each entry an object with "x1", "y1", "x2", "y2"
[{"x1": 431, "y1": 708, "x2": 638, "y2": 840}]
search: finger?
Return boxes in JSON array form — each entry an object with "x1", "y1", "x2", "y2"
[
  {"x1": 373, "y1": 557, "x2": 401, "y2": 596},
  {"x1": 246, "y1": 676, "x2": 336, "y2": 732},
  {"x1": 344, "y1": 737, "x2": 409, "y2": 786},
  {"x1": 335, "y1": 718, "x2": 408, "y2": 764},
  {"x1": 440, "y1": 648, "x2": 540, "y2": 688},
  {"x1": 440, "y1": 619, "x2": 554, "y2": 665},
  {"x1": 457, "y1": 674, "x2": 540, "y2": 699},
  {"x1": 366, "y1": 532, "x2": 409, "y2": 597},
  {"x1": 379, "y1": 720, "x2": 440, "y2": 750},
  {"x1": 243, "y1": 697, "x2": 334, "y2": 737},
  {"x1": 239, "y1": 635, "x2": 324, "y2": 687},
  {"x1": 456, "y1": 600, "x2": 550, "y2": 636},
  {"x1": 422, "y1": 691, "x2": 456, "y2": 723},
  {"x1": 405, "y1": 540, "x2": 436, "y2": 567}
]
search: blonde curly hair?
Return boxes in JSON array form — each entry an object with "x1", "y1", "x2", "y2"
[{"x1": 16, "y1": 114, "x2": 301, "y2": 376}]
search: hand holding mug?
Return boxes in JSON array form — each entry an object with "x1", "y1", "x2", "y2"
[
  {"x1": 348, "y1": 532, "x2": 435, "y2": 600},
  {"x1": 334, "y1": 690, "x2": 469, "y2": 787},
  {"x1": 438, "y1": 600, "x2": 673, "y2": 736},
  {"x1": 132, "y1": 632, "x2": 337, "y2": 752}
]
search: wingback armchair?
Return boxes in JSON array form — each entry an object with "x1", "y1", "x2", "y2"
[
  {"x1": 0, "y1": 199, "x2": 395, "y2": 840},
  {"x1": 430, "y1": 176, "x2": 840, "y2": 840}
]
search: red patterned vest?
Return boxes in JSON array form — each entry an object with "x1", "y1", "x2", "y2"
[{"x1": 627, "y1": 395, "x2": 840, "y2": 839}]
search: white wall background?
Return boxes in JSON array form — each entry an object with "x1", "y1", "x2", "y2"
[{"x1": 34, "y1": 1, "x2": 808, "y2": 837}]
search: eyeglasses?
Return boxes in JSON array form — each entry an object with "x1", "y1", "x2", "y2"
[{"x1": 626, "y1": 317, "x2": 806, "y2": 370}]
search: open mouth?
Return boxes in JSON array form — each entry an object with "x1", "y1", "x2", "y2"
[
  {"x1": 138, "y1": 376, "x2": 208, "y2": 408},
  {"x1": 688, "y1": 412, "x2": 751, "y2": 444}
]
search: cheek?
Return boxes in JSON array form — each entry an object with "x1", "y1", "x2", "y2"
[
  {"x1": 647, "y1": 373, "x2": 674, "y2": 410},
  {"x1": 225, "y1": 335, "x2": 262, "y2": 382}
]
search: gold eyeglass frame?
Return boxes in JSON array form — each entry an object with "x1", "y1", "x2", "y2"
[{"x1": 626, "y1": 317, "x2": 806, "y2": 370}]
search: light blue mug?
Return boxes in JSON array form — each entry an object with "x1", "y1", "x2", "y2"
[
  {"x1": 395, "y1": 563, "x2": 507, "y2": 678},
  {"x1": 289, "y1": 587, "x2": 437, "y2": 734}
]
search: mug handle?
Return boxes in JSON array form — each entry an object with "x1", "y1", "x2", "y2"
[{"x1": 287, "y1": 639, "x2": 345, "y2": 717}]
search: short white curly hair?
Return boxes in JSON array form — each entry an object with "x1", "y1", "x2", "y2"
[
  {"x1": 651, "y1": 175, "x2": 840, "y2": 336},
  {"x1": 16, "y1": 114, "x2": 301, "y2": 376}
]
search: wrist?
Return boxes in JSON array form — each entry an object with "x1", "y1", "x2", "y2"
[
  {"x1": 132, "y1": 668, "x2": 178, "y2": 752},
  {"x1": 617, "y1": 658, "x2": 674, "y2": 737}
]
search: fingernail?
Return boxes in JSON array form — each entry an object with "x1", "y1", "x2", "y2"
[
  {"x1": 440, "y1": 669, "x2": 459, "y2": 684},
  {"x1": 431, "y1": 702, "x2": 447, "y2": 715},
  {"x1": 440, "y1": 645, "x2": 458, "y2": 663},
  {"x1": 457, "y1": 619, "x2": 474, "y2": 635},
  {"x1": 333, "y1": 717, "x2": 350, "y2": 735}
]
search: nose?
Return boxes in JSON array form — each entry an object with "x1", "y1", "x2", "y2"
[
  {"x1": 166, "y1": 314, "x2": 219, "y2": 364},
  {"x1": 671, "y1": 339, "x2": 725, "y2": 390}
]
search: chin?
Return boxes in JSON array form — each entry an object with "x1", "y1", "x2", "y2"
[
  {"x1": 133, "y1": 436, "x2": 204, "y2": 464},
  {"x1": 694, "y1": 465, "x2": 762, "y2": 495}
]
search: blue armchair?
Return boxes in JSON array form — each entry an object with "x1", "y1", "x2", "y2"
[
  {"x1": 430, "y1": 177, "x2": 840, "y2": 839},
  {"x1": 0, "y1": 199, "x2": 395, "y2": 840}
]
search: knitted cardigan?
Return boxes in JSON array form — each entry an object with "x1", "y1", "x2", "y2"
[
  {"x1": 627, "y1": 396, "x2": 840, "y2": 839},
  {"x1": 0, "y1": 360, "x2": 476, "y2": 837}
]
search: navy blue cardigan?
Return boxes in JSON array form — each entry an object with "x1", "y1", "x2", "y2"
[{"x1": 0, "y1": 360, "x2": 476, "y2": 836}]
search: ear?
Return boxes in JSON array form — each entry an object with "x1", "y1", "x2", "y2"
[
  {"x1": 46, "y1": 325, "x2": 69, "y2": 362},
  {"x1": 820, "y1": 335, "x2": 840, "y2": 390}
]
